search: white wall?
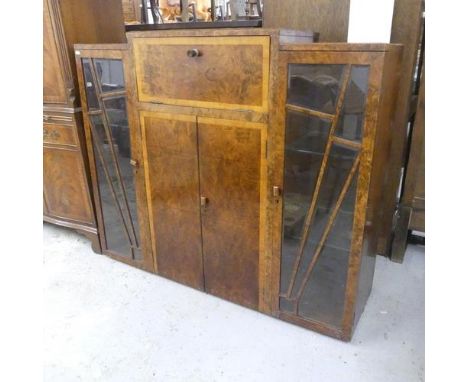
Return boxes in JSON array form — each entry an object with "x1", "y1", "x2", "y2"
[{"x1": 347, "y1": 0, "x2": 396, "y2": 43}]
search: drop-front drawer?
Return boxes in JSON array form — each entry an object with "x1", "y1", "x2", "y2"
[
  {"x1": 133, "y1": 36, "x2": 270, "y2": 112},
  {"x1": 43, "y1": 122, "x2": 77, "y2": 146}
]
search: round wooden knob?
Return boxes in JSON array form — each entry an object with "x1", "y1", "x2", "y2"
[{"x1": 187, "y1": 48, "x2": 201, "y2": 58}]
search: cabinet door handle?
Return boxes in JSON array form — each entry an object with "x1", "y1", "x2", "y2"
[
  {"x1": 200, "y1": 196, "x2": 208, "y2": 209},
  {"x1": 129, "y1": 159, "x2": 139, "y2": 168},
  {"x1": 187, "y1": 48, "x2": 201, "y2": 58},
  {"x1": 273, "y1": 186, "x2": 281, "y2": 198}
]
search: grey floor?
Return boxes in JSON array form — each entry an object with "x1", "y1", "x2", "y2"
[{"x1": 44, "y1": 223, "x2": 424, "y2": 382}]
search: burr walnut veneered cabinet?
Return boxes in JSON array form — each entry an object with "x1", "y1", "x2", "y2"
[
  {"x1": 43, "y1": 0, "x2": 126, "y2": 251},
  {"x1": 75, "y1": 29, "x2": 401, "y2": 340}
]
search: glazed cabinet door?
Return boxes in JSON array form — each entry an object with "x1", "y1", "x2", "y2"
[
  {"x1": 198, "y1": 117, "x2": 267, "y2": 309},
  {"x1": 139, "y1": 112, "x2": 204, "y2": 288},
  {"x1": 76, "y1": 50, "x2": 153, "y2": 271},
  {"x1": 277, "y1": 59, "x2": 372, "y2": 337}
]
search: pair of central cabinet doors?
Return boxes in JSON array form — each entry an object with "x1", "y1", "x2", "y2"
[{"x1": 76, "y1": 37, "x2": 270, "y2": 311}]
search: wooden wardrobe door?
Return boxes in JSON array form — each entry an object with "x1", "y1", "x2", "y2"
[
  {"x1": 198, "y1": 117, "x2": 267, "y2": 309},
  {"x1": 43, "y1": 146, "x2": 95, "y2": 224},
  {"x1": 140, "y1": 112, "x2": 204, "y2": 290},
  {"x1": 43, "y1": 0, "x2": 69, "y2": 105}
]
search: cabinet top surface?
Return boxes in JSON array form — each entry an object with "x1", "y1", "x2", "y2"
[
  {"x1": 125, "y1": 28, "x2": 318, "y2": 39},
  {"x1": 280, "y1": 42, "x2": 403, "y2": 52}
]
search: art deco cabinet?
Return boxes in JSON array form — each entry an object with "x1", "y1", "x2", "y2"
[
  {"x1": 75, "y1": 29, "x2": 401, "y2": 340},
  {"x1": 43, "y1": 0, "x2": 126, "y2": 250}
]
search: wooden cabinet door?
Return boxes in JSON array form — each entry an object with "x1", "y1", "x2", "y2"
[
  {"x1": 198, "y1": 117, "x2": 267, "y2": 309},
  {"x1": 140, "y1": 112, "x2": 267, "y2": 306},
  {"x1": 43, "y1": 0, "x2": 69, "y2": 105},
  {"x1": 140, "y1": 112, "x2": 204, "y2": 289},
  {"x1": 133, "y1": 36, "x2": 270, "y2": 112},
  {"x1": 43, "y1": 146, "x2": 95, "y2": 224}
]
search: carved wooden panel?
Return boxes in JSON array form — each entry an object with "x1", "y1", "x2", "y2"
[
  {"x1": 43, "y1": 122, "x2": 77, "y2": 146},
  {"x1": 198, "y1": 117, "x2": 267, "y2": 309},
  {"x1": 43, "y1": 0, "x2": 68, "y2": 104},
  {"x1": 43, "y1": 146, "x2": 94, "y2": 224},
  {"x1": 122, "y1": 0, "x2": 142, "y2": 23},
  {"x1": 133, "y1": 36, "x2": 270, "y2": 112}
]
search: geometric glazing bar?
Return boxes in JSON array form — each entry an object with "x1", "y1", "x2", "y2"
[
  {"x1": 286, "y1": 103, "x2": 335, "y2": 120},
  {"x1": 89, "y1": 59, "x2": 140, "y2": 251},
  {"x1": 284, "y1": 65, "x2": 353, "y2": 299},
  {"x1": 293, "y1": 152, "x2": 361, "y2": 310}
]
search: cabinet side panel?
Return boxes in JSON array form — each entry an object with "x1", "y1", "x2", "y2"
[{"x1": 350, "y1": 50, "x2": 401, "y2": 335}]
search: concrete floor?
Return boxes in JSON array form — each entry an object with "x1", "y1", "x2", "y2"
[{"x1": 44, "y1": 223, "x2": 424, "y2": 382}]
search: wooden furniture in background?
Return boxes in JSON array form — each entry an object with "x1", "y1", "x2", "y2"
[
  {"x1": 73, "y1": 29, "x2": 400, "y2": 340},
  {"x1": 263, "y1": 0, "x2": 350, "y2": 42},
  {"x1": 43, "y1": 0, "x2": 126, "y2": 251},
  {"x1": 377, "y1": 0, "x2": 424, "y2": 256},
  {"x1": 122, "y1": 0, "x2": 142, "y2": 24},
  {"x1": 391, "y1": 59, "x2": 424, "y2": 261}
]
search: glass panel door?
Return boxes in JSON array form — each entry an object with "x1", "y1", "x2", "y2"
[
  {"x1": 280, "y1": 64, "x2": 369, "y2": 329},
  {"x1": 82, "y1": 57, "x2": 142, "y2": 261}
]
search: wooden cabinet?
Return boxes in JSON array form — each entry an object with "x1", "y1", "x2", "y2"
[
  {"x1": 43, "y1": 0, "x2": 126, "y2": 250},
  {"x1": 75, "y1": 29, "x2": 401, "y2": 340}
]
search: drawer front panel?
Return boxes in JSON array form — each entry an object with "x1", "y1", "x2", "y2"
[
  {"x1": 43, "y1": 122, "x2": 77, "y2": 146},
  {"x1": 133, "y1": 36, "x2": 270, "y2": 112}
]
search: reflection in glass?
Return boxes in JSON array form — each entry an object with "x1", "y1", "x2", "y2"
[
  {"x1": 297, "y1": 172, "x2": 357, "y2": 328},
  {"x1": 281, "y1": 111, "x2": 330, "y2": 295},
  {"x1": 287, "y1": 64, "x2": 345, "y2": 114},
  {"x1": 82, "y1": 58, "x2": 99, "y2": 110},
  {"x1": 281, "y1": 144, "x2": 358, "y2": 327},
  {"x1": 84, "y1": 57, "x2": 141, "y2": 261},
  {"x1": 94, "y1": 59, "x2": 125, "y2": 92},
  {"x1": 335, "y1": 66, "x2": 369, "y2": 141},
  {"x1": 91, "y1": 114, "x2": 132, "y2": 256},
  {"x1": 280, "y1": 63, "x2": 368, "y2": 329}
]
